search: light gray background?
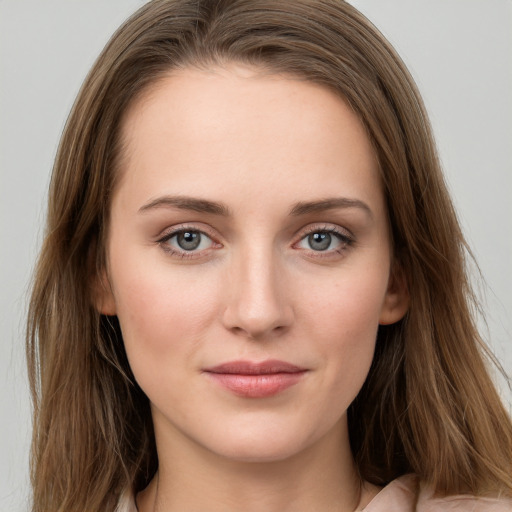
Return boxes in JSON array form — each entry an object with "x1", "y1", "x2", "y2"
[{"x1": 1, "y1": 1, "x2": 510, "y2": 510}]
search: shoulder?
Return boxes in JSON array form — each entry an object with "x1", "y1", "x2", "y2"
[
  {"x1": 363, "y1": 474, "x2": 512, "y2": 512},
  {"x1": 115, "y1": 476, "x2": 512, "y2": 512},
  {"x1": 417, "y1": 484, "x2": 512, "y2": 512},
  {"x1": 115, "y1": 487, "x2": 138, "y2": 512}
]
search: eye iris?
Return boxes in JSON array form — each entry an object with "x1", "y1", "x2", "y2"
[
  {"x1": 308, "y1": 232, "x2": 331, "y2": 251},
  {"x1": 177, "y1": 231, "x2": 201, "y2": 250}
]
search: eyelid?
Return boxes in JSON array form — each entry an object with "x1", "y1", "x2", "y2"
[
  {"x1": 292, "y1": 223, "x2": 355, "y2": 256},
  {"x1": 156, "y1": 223, "x2": 222, "y2": 259},
  {"x1": 156, "y1": 222, "x2": 218, "y2": 241},
  {"x1": 154, "y1": 222, "x2": 354, "y2": 260},
  {"x1": 295, "y1": 223, "x2": 354, "y2": 243}
]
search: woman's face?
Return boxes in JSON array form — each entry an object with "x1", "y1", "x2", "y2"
[{"x1": 99, "y1": 65, "x2": 408, "y2": 463}]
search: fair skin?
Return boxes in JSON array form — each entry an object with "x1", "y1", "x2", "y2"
[{"x1": 98, "y1": 65, "x2": 408, "y2": 511}]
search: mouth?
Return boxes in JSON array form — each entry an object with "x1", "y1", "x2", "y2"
[{"x1": 202, "y1": 359, "x2": 308, "y2": 398}]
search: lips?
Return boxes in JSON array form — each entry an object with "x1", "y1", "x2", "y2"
[{"x1": 203, "y1": 359, "x2": 307, "y2": 398}]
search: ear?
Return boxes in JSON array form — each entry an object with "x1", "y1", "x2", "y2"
[
  {"x1": 92, "y1": 270, "x2": 117, "y2": 316},
  {"x1": 379, "y1": 263, "x2": 409, "y2": 325}
]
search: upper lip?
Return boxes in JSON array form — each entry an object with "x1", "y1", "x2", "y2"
[{"x1": 204, "y1": 359, "x2": 306, "y2": 375}]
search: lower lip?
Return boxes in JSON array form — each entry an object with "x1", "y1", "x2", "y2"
[{"x1": 205, "y1": 372, "x2": 306, "y2": 398}]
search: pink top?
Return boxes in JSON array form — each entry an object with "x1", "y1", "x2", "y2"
[
  {"x1": 362, "y1": 475, "x2": 511, "y2": 511},
  {"x1": 116, "y1": 474, "x2": 512, "y2": 511}
]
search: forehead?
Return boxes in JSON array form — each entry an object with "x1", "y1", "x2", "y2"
[{"x1": 114, "y1": 64, "x2": 383, "y2": 215}]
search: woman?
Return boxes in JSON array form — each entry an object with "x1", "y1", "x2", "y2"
[{"x1": 26, "y1": 1, "x2": 512, "y2": 511}]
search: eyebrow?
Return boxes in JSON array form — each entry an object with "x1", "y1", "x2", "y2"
[
  {"x1": 289, "y1": 197, "x2": 373, "y2": 218},
  {"x1": 139, "y1": 195, "x2": 231, "y2": 216},
  {"x1": 138, "y1": 194, "x2": 372, "y2": 218}
]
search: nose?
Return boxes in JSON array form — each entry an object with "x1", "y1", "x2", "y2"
[{"x1": 221, "y1": 246, "x2": 294, "y2": 340}]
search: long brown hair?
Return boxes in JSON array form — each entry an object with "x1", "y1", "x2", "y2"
[{"x1": 27, "y1": 1, "x2": 512, "y2": 510}]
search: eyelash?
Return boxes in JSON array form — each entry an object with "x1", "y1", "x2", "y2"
[
  {"x1": 157, "y1": 225, "x2": 220, "y2": 260},
  {"x1": 156, "y1": 224, "x2": 354, "y2": 260},
  {"x1": 294, "y1": 225, "x2": 354, "y2": 258}
]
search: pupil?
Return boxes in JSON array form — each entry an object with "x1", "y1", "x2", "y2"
[
  {"x1": 309, "y1": 232, "x2": 331, "y2": 251},
  {"x1": 177, "y1": 231, "x2": 201, "y2": 250}
]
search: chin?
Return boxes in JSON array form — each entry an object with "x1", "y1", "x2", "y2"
[
  {"x1": 209, "y1": 439, "x2": 309, "y2": 464},
  {"x1": 198, "y1": 418, "x2": 336, "y2": 464}
]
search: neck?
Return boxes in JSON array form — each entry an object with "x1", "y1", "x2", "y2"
[{"x1": 137, "y1": 417, "x2": 373, "y2": 512}]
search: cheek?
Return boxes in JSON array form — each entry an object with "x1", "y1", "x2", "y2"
[
  {"x1": 302, "y1": 265, "x2": 388, "y2": 338},
  {"x1": 109, "y1": 255, "x2": 221, "y2": 372},
  {"x1": 299, "y1": 266, "x2": 389, "y2": 387}
]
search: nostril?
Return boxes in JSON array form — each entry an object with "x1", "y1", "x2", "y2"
[{"x1": 222, "y1": 307, "x2": 294, "y2": 340}]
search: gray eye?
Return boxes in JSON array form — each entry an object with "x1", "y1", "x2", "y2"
[
  {"x1": 176, "y1": 231, "x2": 202, "y2": 251},
  {"x1": 307, "y1": 232, "x2": 332, "y2": 251},
  {"x1": 161, "y1": 228, "x2": 215, "y2": 255}
]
